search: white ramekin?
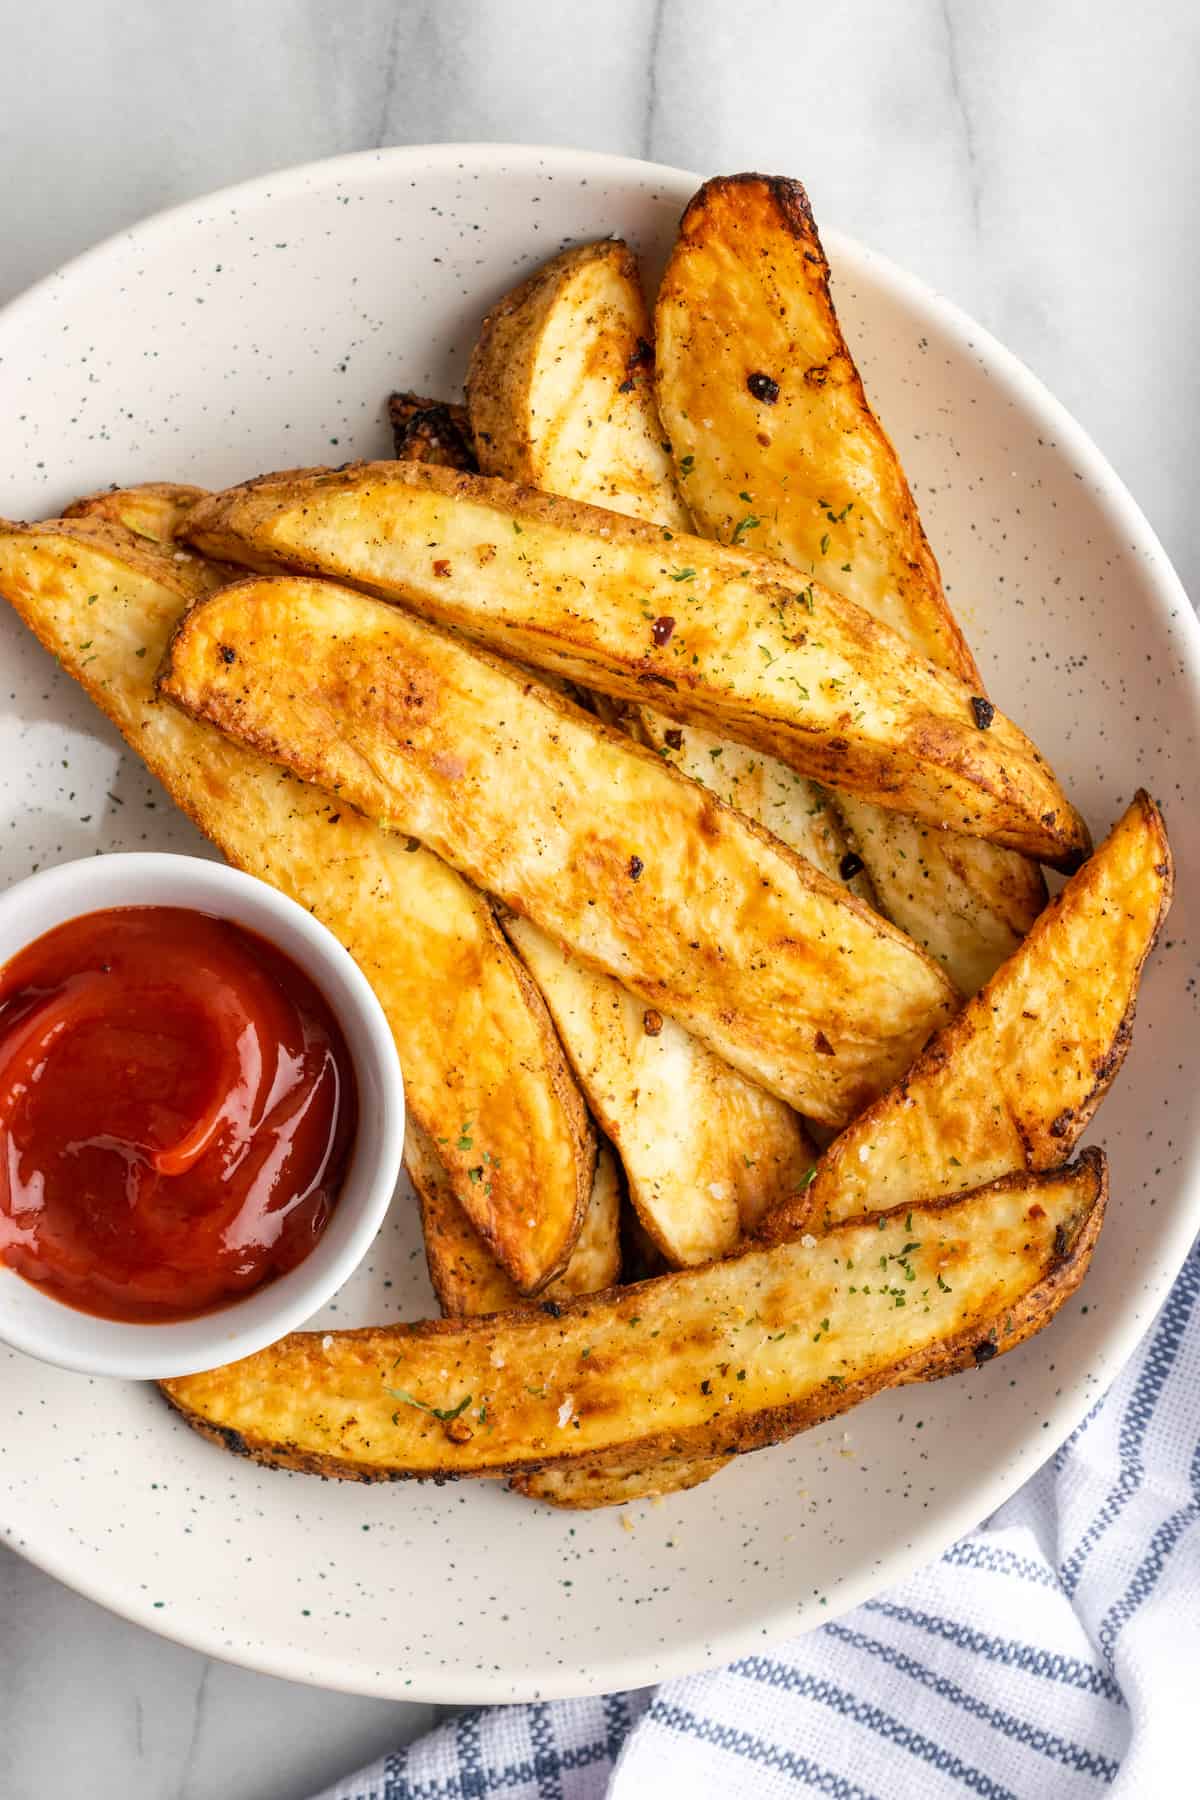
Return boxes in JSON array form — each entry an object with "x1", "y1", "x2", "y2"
[{"x1": 0, "y1": 852, "x2": 404, "y2": 1379}]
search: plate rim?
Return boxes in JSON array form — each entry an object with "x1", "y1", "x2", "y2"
[{"x1": 3, "y1": 139, "x2": 1199, "y2": 1703}]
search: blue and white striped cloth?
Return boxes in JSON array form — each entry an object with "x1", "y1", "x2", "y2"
[{"x1": 315, "y1": 1240, "x2": 1199, "y2": 1798}]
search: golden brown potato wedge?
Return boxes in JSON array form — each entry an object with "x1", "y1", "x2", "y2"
[
  {"x1": 468, "y1": 239, "x2": 690, "y2": 531},
  {"x1": 388, "y1": 393, "x2": 478, "y2": 471},
  {"x1": 762, "y1": 792, "x2": 1172, "y2": 1241},
  {"x1": 408, "y1": 1122, "x2": 621, "y2": 1314},
  {"x1": 159, "y1": 574, "x2": 961, "y2": 1124},
  {"x1": 655, "y1": 175, "x2": 975, "y2": 676},
  {"x1": 181, "y1": 464, "x2": 1089, "y2": 868},
  {"x1": 63, "y1": 480, "x2": 211, "y2": 544},
  {"x1": 161, "y1": 1155, "x2": 1106, "y2": 1481},
  {"x1": 0, "y1": 517, "x2": 594, "y2": 1293},
  {"x1": 504, "y1": 916, "x2": 816, "y2": 1263},
  {"x1": 653, "y1": 173, "x2": 1048, "y2": 990}
]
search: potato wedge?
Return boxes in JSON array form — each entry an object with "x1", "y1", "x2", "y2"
[
  {"x1": 63, "y1": 480, "x2": 211, "y2": 544},
  {"x1": 408, "y1": 1122, "x2": 621, "y2": 1315},
  {"x1": 161, "y1": 1155, "x2": 1106, "y2": 1480},
  {"x1": 388, "y1": 393, "x2": 478, "y2": 471},
  {"x1": 181, "y1": 463, "x2": 1089, "y2": 868},
  {"x1": 504, "y1": 916, "x2": 816, "y2": 1262},
  {"x1": 655, "y1": 175, "x2": 976, "y2": 677},
  {"x1": 468, "y1": 239, "x2": 690, "y2": 532},
  {"x1": 0, "y1": 517, "x2": 593, "y2": 1293},
  {"x1": 159, "y1": 574, "x2": 961, "y2": 1124},
  {"x1": 762, "y1": 792, "x2": 1172, "y2": 1240},
  {"x1": 653, "y1": 173, "x2": 1048, "y2": 990}
]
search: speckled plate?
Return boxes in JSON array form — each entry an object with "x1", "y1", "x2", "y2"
[{"x1": 1, "y1": 145, "x2": 1198, "y2": 1704}]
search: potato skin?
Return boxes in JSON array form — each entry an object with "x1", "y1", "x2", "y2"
[
  {"x1": 762, "y1": 792, "x2": 1172, "y2": 1241},
  {"x1": 656, "y1": 174, "x2": 976, "y2": 680},
  {"x1": 161, "y1": 1157, "x2": 1106, "y2": 1483},
  {"x1": 511, "y1": 1451, "x2": 730, "y2": 1508},
  {"x1": 0, "y1": 515, "x2": 594, "y2": 1294}
]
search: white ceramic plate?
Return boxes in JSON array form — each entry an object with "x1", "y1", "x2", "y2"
[{"x1": 1, "y1": 145, "x2": 1197, "y2": 1704}]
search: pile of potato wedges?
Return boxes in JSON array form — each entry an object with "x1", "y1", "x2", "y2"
[{"x1": 0, "y1": 174, "x2": 1171, "y2": 1508}]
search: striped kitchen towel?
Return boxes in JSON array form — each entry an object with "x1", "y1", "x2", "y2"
[{"x1": 313, "y1": 1239, "x2": 1199, "y2": 1799}]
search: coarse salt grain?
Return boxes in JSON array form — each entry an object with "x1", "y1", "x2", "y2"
[
  {"x1": 801, "y1": 1233, "x2": 817, "y2": 1249},
  {"x1": 557, "y1": 1395, "x2": 575, "y2": 1428},
  {"x1": 321, "y1": 1335, "x2": 333, "y2": 1351}
]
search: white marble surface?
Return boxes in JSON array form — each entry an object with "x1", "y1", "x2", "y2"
[{"x1": 0, "y1": 2, "x2": 1196, "y2": 1794}]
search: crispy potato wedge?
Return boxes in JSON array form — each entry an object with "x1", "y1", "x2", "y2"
[
  {"x1": 0, "y1": 517, "x2": 593, "y2": 1293},
  {"x1": 159, "y1": 574, "x2": 960, "y2": 1123},
  {"x1": 161, "y1": 1155, "x2": 1106, "y2": 1480},
  {"x1": 388, "y1": 393, "x2": 478, "y2": 471},
  {"x1": 468, "y1": 239, "x2": 690, "y2": 532},
  {"x1": 763, "y1": 793, "x2": 1172, "y2": 1240},
  {"x1": 181, "y1": 464, "x2": 1089, "y2": 868},
  {"x1": 63, "y1": 481, "x2": 211, "y2": 545},
  {"x1": 654, "y1": 174, "x2": 1047, "y2": 990},
  {"x1": 63, "y1": 480, "x2": 211, "y2": 543},
  {"x1": 655, "y1": 175, "x2": 975, "y2": 676},
  {"x1": 408, "y1": 1122, "x2": 621, "y2": 1315},
  {"x1": 504, "y1": 916, "x2": 816, "y2": 1262}
]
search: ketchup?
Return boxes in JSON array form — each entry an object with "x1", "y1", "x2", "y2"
[{"x1": 0, "y1": 906, "x2": 357, "y2": 1323}]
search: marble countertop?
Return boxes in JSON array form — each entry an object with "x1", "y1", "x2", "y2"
[{"x1": 1, "y1": 2, "x2": 1196, "y2": 1795}]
